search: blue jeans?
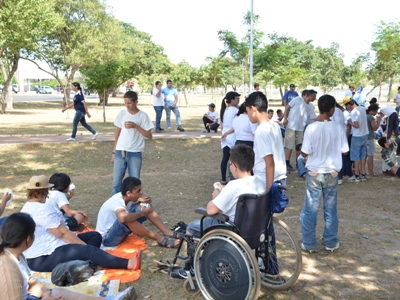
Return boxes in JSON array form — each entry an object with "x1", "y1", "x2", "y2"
[
  {"x1": 153, "y1": 106, "x2": 163, "y2": 130},
  {"x1": 71, "y1": 110, "x2": 96, "y2": 138},
  {"x1": 102, "y1": 202, "x2": 147, "y2": 247},
  {"x1": 112, "y1": 151, "x2": 142, "y2": 195},
  {"x1": 300, "y1": 172, "x2": 339, "y2": 250},
  {"x1": 165, "y1": 105, "x2": 181, "y2": 128},
  {"x1": 0, "y1": 216, "x2": 7, "y2": 229},
  {"x1": 297, "y1": 157, "x2": 306, "y2": 177}
]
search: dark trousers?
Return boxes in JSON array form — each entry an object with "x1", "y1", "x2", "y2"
[
  {"x1": 340, "y1": 135, "x2": 353, "y2": 178},
  {"x1": 202, "y1": 116, "x2": 219, "y2": 132}
]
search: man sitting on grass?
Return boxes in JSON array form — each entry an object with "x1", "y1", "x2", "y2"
[
  {"x1": 378, "y1": 136, "x2": 400, "y2": 176},
  {"x1": 186, "y1": 144, "x2": 266, "y2": 237},
  {"x1": 96, "y1": 177, "x2": 180, "y2": 248}
]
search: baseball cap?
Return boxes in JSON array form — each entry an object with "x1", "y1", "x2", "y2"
[
  {"x1": 208, "y1": 103, "x2": 215, "y2": 108},
  {"x1": 226, "y1": 91, "x2": 241, "y2": 101},
  {"x1": 343, "y1": 96, "x2": 351, "y2": 105},
  {"x1": 289, "y1": 84, "x2": 295, "y2": 88}
]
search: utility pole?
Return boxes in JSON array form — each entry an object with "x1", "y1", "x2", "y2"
[{"x1": 249, "y1": 0, "x2": 254, "y2": 90}]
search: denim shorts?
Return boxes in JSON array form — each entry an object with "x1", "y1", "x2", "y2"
[
  {"x1": 350, "y1": 135, "x2": 367, "y2": 161},
  {"x1": 102, "y1": 202, "x2": 147, "y2": 247},
  {"x1": 366, "y1": 138, "x2": 376, "y2": 156}
]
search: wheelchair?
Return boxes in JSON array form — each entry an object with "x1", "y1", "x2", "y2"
[{"x1": 169, "y1": 191, "x2": 302, "y2": 299}]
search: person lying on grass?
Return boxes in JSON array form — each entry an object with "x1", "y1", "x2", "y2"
[
  {"x1": 378, "y1": 136, "x2": 400, "y2": 176},
  {"x1": 96, "y1": 177, "x2": 180, "y2": 248},
  {"x1": 46, "y1": 173, "x2": 88, "y2": 231}
]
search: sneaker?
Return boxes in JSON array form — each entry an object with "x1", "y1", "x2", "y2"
[
  {"x1": 155, "y1": 129, "x2": 164, "y2": 133},
  {"x1": 338, "y1": 179, "x2": 343, "y2": 185},
  {"x1": 360, "y1": 174, "x2": 367, "y2": 182},
  {"x1": 158, "y1": 128, "x2": 165, "y2": 131},
  {"x1": 301, "y1": 243, "x2": 317, "y2": 253},
  {"x1": 167, "y1": 127, "x2": 172, "y2": 130},
  {"x1": 347, "y1": 175, "x2": 360, "y2": 183},
  {"x1": 112, "y1": 286, "x2": 137, "y2": 300},
  {"x1": 92, "y1": 132, "x2": 98, "y2": 140},
  {"x1": 325, "y1": 242, "x2": 340, "y2": 252},
  {"x1": 66, "y1": 137, "x2": 75, "y2": 141},
  {"x1": 286, "y1": 164, "x2": 295, "y2": 171},
  {"x1": 177, "y1": 126, "x2": 185, "y2": 132}
]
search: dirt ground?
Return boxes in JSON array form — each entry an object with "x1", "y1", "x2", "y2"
[{"x1": 0, "y1": 94, "x2": 399, "y2": 299}]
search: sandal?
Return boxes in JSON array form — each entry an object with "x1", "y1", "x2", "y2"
[
  {"x1": 171, "y1": 231, "x2": 185, "y2": 239},
  {"x1": 133, "y1": 250, "x2": 142, "y2": 270},
  {"x1": 157, "y1": 236, "x2": 179, "y2": 248}
]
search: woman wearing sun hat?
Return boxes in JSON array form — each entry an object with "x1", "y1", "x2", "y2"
[{"x1": 20, "y1": 175, "x2": 141, "y2": 272}]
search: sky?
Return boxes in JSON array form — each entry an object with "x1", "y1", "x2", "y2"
[{"x1": 107, "y1": 0, "x2": 399, "y2": 68}]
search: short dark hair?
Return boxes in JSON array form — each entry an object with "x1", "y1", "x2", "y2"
[
  {"x1": 254, "y1": 83, "x2": 260, "y2": 88},
  {"x1": 124, "y1": 91, "x2": 138, "y2": 101},
  {"x1": 244, "y1": 91, "x2": 268, "y2": 112},
  {"x1": 295, "y1": 143, "x2": 302, "y2": 152},
  {"x1": 267, "y1": 109, "x2": 274, "y2": 114},
  {"x1": 318, "y1": 94, "x2": 336, "y2": 114},
  {"x1": 122, "y1": 177, "x2": 141, "y2": 196},
  {"x1": 155, "y1": 81, "x2": 161, "y2": 86},
  {"x1": 301, "y1": 90, "x2": 308, "y2": 96},
  {"x1": 49, "y1": 173, "x2": 71, "y2": 192},
  {"x1": 367, "y1": 103, "x2": 379, "y2": 113},
  {"x1": 0, "y1": 213, "x2": 35, "y2": 254},
  {"x1": 378, "y1": 137, "x2": 387, "y2": 148},
  {"x1": 166, "y1": 79, "x2": 172, "y2": 84},
  {"x1": 277, "y1": 109, "x2": 283, "y2": 114},
  {"x1": 229, "y1": 144, "x2": 254, "y2": 172},
  {"x1": 306, "y1": 89, "x2": 317, "y2": 97}
]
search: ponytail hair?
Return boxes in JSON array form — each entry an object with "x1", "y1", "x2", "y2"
[
  {"x1": 220, "y1": 96, "x2": 227, "y2": 123},
  {"x1": 0, "y1": 213, "x2": 35, "y2": 254},
  {"x1": 72, "y1": 82, "x2": 83, "y2": 93}
]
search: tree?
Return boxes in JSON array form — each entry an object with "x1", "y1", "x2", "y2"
[
  {"x1": 169, "y1": 60, "x2": 197, "y2": 106},
  {"x1": 0, "y1": 0, "x2": 58, "y2": 113}
]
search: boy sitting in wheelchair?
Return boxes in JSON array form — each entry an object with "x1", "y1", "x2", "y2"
[{"x1": 186, "y1": 144, "x2": 266, "y2": 237}]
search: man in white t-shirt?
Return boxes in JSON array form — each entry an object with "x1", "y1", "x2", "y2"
[
  {"x1": 245, "y1": 91, "x2": 287, "y2": 189},
  {"x1": 111, "y1": 91, "x2": 154, "y2": 195},
  {"x1": 282, "y1": 89, "x2": 317, "y2": 171},
  {"x1": 300, "y1": 94, "x2": 349, "y2": 253},
  {"x1": 344, "y1": 84, "x2": 355, "y2": 97},
  {"x1": 186, "y1": 144, "x2": 266, "y2": 237},
  {"x1": 202, "y1": 103, "x2": 220, "y2": 133},
  {"x1": 97, "y1": 177, "x2": 180, "y2": 248},
  {"x1": 152, "y1": 81, "x2": 165, "y2": 133},
  {"x1": 344, "y1": 98, "x2": 368, "y2": 182}
]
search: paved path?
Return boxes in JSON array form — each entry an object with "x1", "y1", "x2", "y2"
[{"x1": 0, "y1": 131, "x2": 221, "y2": 145}]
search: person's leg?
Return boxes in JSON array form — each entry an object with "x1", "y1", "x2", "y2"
[
  {"x1": 102, "y1": 219, "x2": 133, "y2": 247},
  {"x1": 284, "y1": 128, "x2": 295, "y2": 169},
  {"x1": 27, "y1": 244, "x2": 130, "y2": 271},
  {"x1": 79, "y1": 114, "x2": 96, "y2": 134},
  {"x1": 366, "y1": 138, "x2": 376, "y2": 175},
  {"x1": 210, "y1": 123, "x2": 220, "y2": 132},
  {"x1": 350, "y1": 136, "x2": 361, "y2": 177},
  {"x1": 186, "y1": 218, "x2": 224, "y2": 238},
  {"x1": 154, "y1": 106, "x2": 163, "y2": 130},
  {"x1": 359, "y1": 135, "x2": 367, "y2": 176},
  {"x1": 77, "y1": 232, "x2": 102, "y2": 248},
  {"x1": 220, "y1": 146, "x2": 231, "y2": 183},
  {"x1": 297, "y1": 157, "x2": 306, "y2": 178},
  {"x1": 71, "y1": 111, "x2": 84, "y2": 138},
  {"x1": 172, "y1": 106, "x2": 181, "y2": 126},
  {"x1": 165, "y1": 105, "x2": 171, "y2": 129},
  {"x1": 126, "y1": 151, "x2": 142, "y2": 179},
  {"x1": 321, "y1": 173, "x2": 339, "y2": 248},
  {"x1": 300, "y1": 172, "x2": 322, "y2": 251},
  {"x1": 386, "y1": 113, "x2": 397, "y2": 140},
  {"x1": 111, "y1": 151, "x2": 127, "y2": 196},
  {"x1": 203, "y1": 116, "x2": 212, "y2": 131},
  {"x1": 354, "y1": 160, "x2": 360, "y2": 176}
]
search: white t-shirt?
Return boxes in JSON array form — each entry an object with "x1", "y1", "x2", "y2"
[
  {"x1": 21, "y1": 202, "x2": 66, "y2": 259},
  {"x1": 302, "y1": 120, "x2": 349, "y2": 173},
  {"x1": 350, "y1": 106, "x2": 368, "y2": 137},
  {"x1": 394, "y1": 93, "x2": 400, "y2": 107},
  {"x1": 286, "y1": 96, "x2": 316, "y2": 131},
  {"x1": 232, "y1": 114, "x2": 257, "y2": 142},
  {"x1": 152, "y1": 87, "x2": 164, "y2": 106},
  {"x1": 253, "y1": 121, "x2": 287, "y2": 183},
  {"x1": 213, "y1": 176, "x2": 266, "y2": 223},
  {"x1": 114, "y1": 110, "x2": 154, "y2": 152},
  {"x1": 46, "y1": 190, "x2": 69, "y2": 211},
  {"x1": 331, "y1": 107, "x2": 346, "y2": 131},
  {"x1": 221, "y1": 106, "x2": 239, "y2": 149},
  {"x1": 379, "y1": 103, "x2": 396, "y2": 116},
  {"x1": 306, "y1": 102, "x2": 317, "y2": 125},
  {"x1": 96, "y1": 192, "x2": 127, "y2": 236},
  {"x1": 344, "y1": 90, "x2": 353, "y2": 97},
  {"x1": 205, "y1": 110, "x2": 220, "y2": 124}
]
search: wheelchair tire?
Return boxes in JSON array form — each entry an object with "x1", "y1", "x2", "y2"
[
  {"x1": 193, "y1": 229, "x2": 260, "y2": 300},
  {"x1": 259, "y1": 217, "x2": 302, "y2": 290},
  {"x1": 183, "y1": 278, "x2": 200, "y2": 297}
]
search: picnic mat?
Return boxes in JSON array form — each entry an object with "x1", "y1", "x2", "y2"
[{"x1": 31, "y1": 269, "x2": 120, "y2": 297}]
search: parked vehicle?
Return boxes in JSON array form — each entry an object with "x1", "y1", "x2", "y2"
[
  {"x1": 35, "y1": 87, "x2": 47, "y2": 94},
  {"x1": 43, "y1": 86, "x2": 53, "y2": 94},
  {"x1": 12, "y1": 84, "x2": 18, "y2": 93}
]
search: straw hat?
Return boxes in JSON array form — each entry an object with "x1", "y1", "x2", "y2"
[{"x1": 26, "y1": 175, "x2": 54, "y2": 189}]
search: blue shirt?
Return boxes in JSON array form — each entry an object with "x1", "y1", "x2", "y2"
[
  {"x1": 283, "y1": 90, "x2": 299, "y2": 105},
  {"x1": 162, "y1": 87, "x2": 178, "y2": 105},
  {"x1": 73, "y1": 91, "x2": 85, "y2": 113}
]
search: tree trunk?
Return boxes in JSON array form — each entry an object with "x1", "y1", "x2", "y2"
[
  {"x1": 103, "y1": 88, "x2": 106, "y2": 123},
  {"x1": 378, "y1": 84, "x2": 382, "y2": 101},
  {"x1": 98, "y1": 89, "x2": 109, "y2": 106},
  {"x1": 387, "y1": 77, "x2": 393, "y2": 102},
  {"x1": 112, "y1": 87, "x2": 117, "y2": 97},
  {"x1": 0, "y1": 56, "x2": 19, "y2": 113},
  {"x1": 366, "y1": 85, "x2": 378, "y2": 96},
  {"x1": 182, "y1": 89, "x2": 188, "y2": 107}
]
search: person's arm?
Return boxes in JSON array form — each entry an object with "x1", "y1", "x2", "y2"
[
  {"x1": 221, "y1": 128, "x2": 234, "y2": 141},
  {"x1": 47, "y1": 222, "x2": 86, "y2": 244},
  {"x1": 155, "y1": 88, "x2": 161, "y2": 97},
  {"x1": 352, "y1": 121, "x2": 359, "y2": 128},
  {"x1": 61, "y1": 101, "x2": 74, "y2": 112},
  {"x1": 115, "y1": 207, "x2": 148, "y2": 223},
  {"x1": 111, "y1": 127, "x2": 121, "y2": 162},
  {"x1": 124, "y1": 122, "x2": 153, "y2": 139},
  {"x1": 0, "y1": 192, "x2": 11, "y2": 217},
  {"x1": 60, "y1": 204, "x2": 88, "y2": 221},
  {"x1": 282, "y1": 104, "x2": 291, "y2": 127},
  {"x1": 171, "y1": 92, "x2": 178, "y2": 108},
  {"x1": 371, "y1": 115, "x2": 381, "y2": 131},
  {"x1": 82, "y1": 101, "x2": 91, "y2": 118},
  {"x1": 206, "y1": 201, "x2": 220, "y2": 215},
  {"x1": 264, "y1": 155, "x2": 275, "y2": 190}
]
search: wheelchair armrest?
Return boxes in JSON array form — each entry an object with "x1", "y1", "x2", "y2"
[{"x1": 195, "y1": 207, "x2": 230, "y2": 222}]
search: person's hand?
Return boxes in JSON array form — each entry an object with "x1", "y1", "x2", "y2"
[
  {"x1": 61, "y1": 108, "x2": 66, "y2": 113},
  {"x1": 212, "y1": 188, "x2": 221, "y2": 199},
  {"x1": 41, "y1": 289, "x2": 63, "y2": 300},
  {"x1": 171, "y1": 104, "x2": 176, "y2": 109},
  {"x1": 66, "y1": 189, "x2": 75, "y2": 200},
  {"x1": 2, "y1": 192, "x2": 11, "y2": 204},
  {"x1": 87, "y1": 112, "x2": 91, "y2": 118},
  {"x1": 140, "y1": 204, "x2": 154, "y2": 216},
  {"x1": 77, "y1": 210, "x2": 89, "y2": 221},
  {"x1": 221, "y1": 133, "x2": 227, "y2": 142},
  {"x1": 124, "y1": 121, "x2": 137, "y2": 129},
  {"x1": 140, "y1": 195, "x2": 151, "y2": 204}
]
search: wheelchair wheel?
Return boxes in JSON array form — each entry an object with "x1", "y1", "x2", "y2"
[
  {"x1": 183, "y1": 277, "x2": 200, "y2": 297},
  {"x1": 259, "y1": 217, "x2": 302, "y2": 290},
  {"x1": 193, "y1": 229, "x2": 260, "y2": 300}
]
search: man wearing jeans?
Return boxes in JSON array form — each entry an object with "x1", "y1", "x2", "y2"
[
  {"x1": 162, "y1": 80, "x2": 184, "y2": 131},
  {"x1": 111, "y1": 91, "x2": 153, "y2": 195},
  {"x1": 300, "y1": 95, "x2": 348, "y2": 253}
]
